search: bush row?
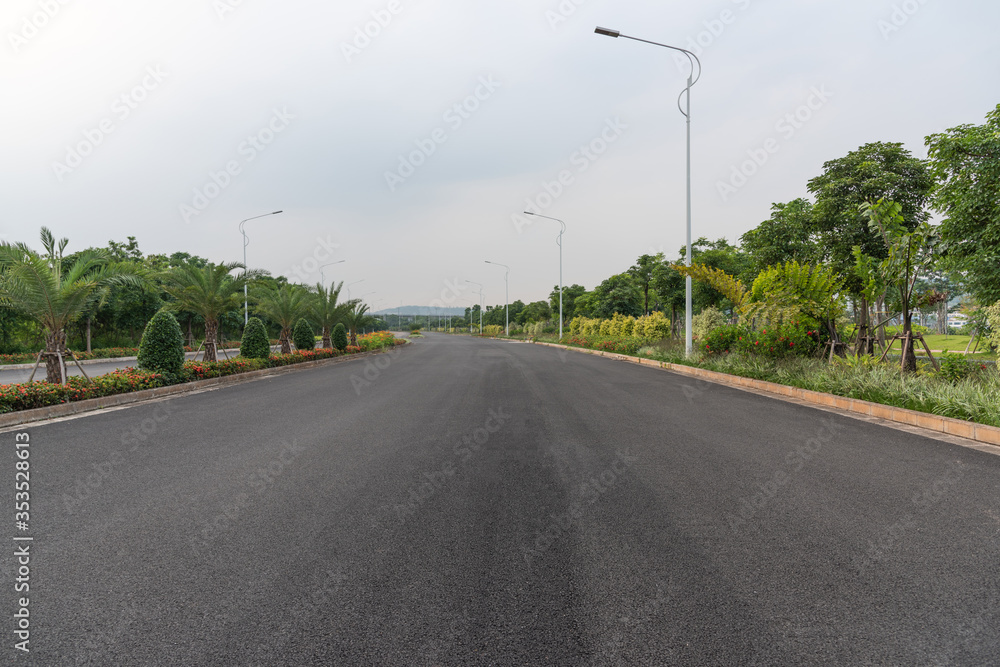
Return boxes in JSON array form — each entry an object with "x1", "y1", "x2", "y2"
[{"x1": 568, "y1": 312, "x2": 672, "y2": 339}]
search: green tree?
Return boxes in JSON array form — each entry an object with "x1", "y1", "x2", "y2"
[
  {"x1": 925, "y1": 104, "x2": 1000, "y2": 304},
  {"x1": 241, "y1": 316, "x2": 271, "y2": 359},
  {"x1": 518, "y1": 300, "x2": 552, "y2": 324},
  {"x1": 549, "y1": 284, "x2": 587, "y2": 324},
  {"x1": 137, "y1": 310, "x2": 185, "y2": 382},
  {"x1": 592, "y1": 273, "x2": 643, "y2": 318},
  {"x1": 860, "y1": 198, "x2": 940, "y2": 372},
  {"x1": 0, "y1": 228, "x2": 143, "y2": 383},
  {"x1": 332, "y1": 322, "x2": 348, "y2": 351},
  {"x1": 309, "y1": 281, "x2": 356, "y2": 349},
  {"x1": 680, "y1": 237, "x2": 749, "y2": 313},
  {"x1": 628, "y1": 254, "x2": 664, "y2": 315},
  {"x1": 253, "y1": 283, "x2": 311, "y2": 354},
  {"x1": 651, "y1": 263, "x2": 685, "y2": 336},
  {"x1": 160, "y1": 262, "x2": 264, "y2": 362},
  {"x1": 341, "y1": 302, "x2": 375, "y2": 346},
  {"x1": 739, "y1": 199, "x2": 820, "y2": 280}
]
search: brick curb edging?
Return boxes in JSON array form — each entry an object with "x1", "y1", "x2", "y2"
[
  {"x1": 0, "y1": 345, "x2": 407, "y2": 429},
  {"x1": 533, "y1": 341, "x2": 1000, "y2": 448}
]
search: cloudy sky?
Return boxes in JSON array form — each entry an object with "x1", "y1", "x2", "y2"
[{"x1": 2, "y1": 0, "x2": 997, "y2": 313}]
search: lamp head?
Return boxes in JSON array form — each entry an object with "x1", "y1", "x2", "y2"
[{"x1": 595, "y1": 26, "x2": 620, "y2": 38}]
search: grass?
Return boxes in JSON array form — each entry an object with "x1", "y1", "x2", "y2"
[{"x1": 623, "y1": 340, "x2": 1000, "y2": 428}]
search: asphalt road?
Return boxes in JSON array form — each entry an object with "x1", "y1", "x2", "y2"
[{"x1": 4, "y1": 333, "x2": 999, "y2": 665}]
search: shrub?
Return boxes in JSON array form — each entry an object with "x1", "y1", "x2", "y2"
[
  {"x1": 692, "y1": 306, "x2": 728, "y2": 341},
  {"x1": 240, "y1": 317, "x2": 271, "y2": 359},
  {"x1": 137, "y1": 310, "x2": 185, "y2": 382},
  {"x1": 483, "y1": 325, "x2": 503, "y2": 337},
  {"x1": 292, "y1": 318, "x2": 315, "y2": 352},
  {"x1": 937, "y1": 352, "x2": 974, "y2": 384},
  {"x1": 332, "y1": 323, "x2": 348, "y2": 351}
]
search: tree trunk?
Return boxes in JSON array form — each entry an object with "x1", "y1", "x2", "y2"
[
  {"x1": 86, "y1": 317, "x2": 92, "y2": 354},
  {"x1": 350, "y1": 327, "x2": 358, "y2": 347},
  {"x1": 855, "y1": 297, "x2": 874, "y2": 356},
  {"x1": 875, "y1": 295, "x2": 887, "y2": 348},
  {"x1": 937, "y1": 300, "x2": 948, "y2": 334},
  {"x1": 204, "y1": 319, "x2": 219, "y2": 363},
  {"x1": 901, "y1": 299, "x2": 917, "y2": 373},
  {"x1": 186, "y1": 319, "x2": 194, "y2": 347},
  {"x1": 44, "y1": 329, "x2": 67, "y2": 384},
  {"x1": 279, "y1": 327, "x2": 292, "y2": 354},
  {"x1": 322, "y1": 326, "x2": 332, "y2": 349}
]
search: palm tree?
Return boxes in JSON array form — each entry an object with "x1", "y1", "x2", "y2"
[
  {"x1": 252, "y1": 283, "x2": 311, "y2": 354},
  {"x1": 308, "y1": 281, "x2": 358, "y2": 349},
  {"x1": 159, "y1": 262, "x2": 265, "y2": 362},
  {"x1": 342, "y1": 302, "x2": 376, "y2": 347},
  {"x1": 0, "y1": 227, "x2": 143, "y2": 383}
]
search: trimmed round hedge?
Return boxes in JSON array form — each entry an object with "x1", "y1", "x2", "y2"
[
  {"x1": 332, "y1": 323, "x2": 348, "y2": 352},
  {"x1": 292, "y1": 318, "x2": 315, "y2": 352},
  {"x1": 137, "y1": 310, "x2": 185, "y2": 381},
  {"x1": 241, "y1": 317, "x2": 271, "y2": 359}
]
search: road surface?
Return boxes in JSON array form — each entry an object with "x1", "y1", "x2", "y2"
[{"x1": 3, "y1": 333, "x2": 998, "y2": 664}]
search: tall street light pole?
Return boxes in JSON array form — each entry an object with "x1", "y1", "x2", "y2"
[
  {"x1": 524, "y1": 211, "x2": 566, "y2": 340},
  {"x1": 595, "y1": 26, "x2": 701, "y2": 357},
  {"x1": 346, "y1": 279, "x2": 364, "y2": 301},
  {"x1": 319, "y1": 259, "x2": 346, "y2": 289},
  {"x1": 240, "y1": 210, "x2": 283, "y2": 325},
  {"x1": 465, "y1": 280, "x2": 483, "y2": 333},
  {"x1": 485, "y1": 261, "x2": 509, "y2": 336}
]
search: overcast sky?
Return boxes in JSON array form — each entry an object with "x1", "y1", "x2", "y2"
[{"x1": 2, "y1": 0, "x2": 997, "y2": 313}]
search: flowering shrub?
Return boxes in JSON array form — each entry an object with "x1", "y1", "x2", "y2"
[
  {"x1": 344, "y1": 345, "x2": 361, "y2": 354},
  {"x1": 561, "y1": 334, "x2": 651, "y2": 355},
  {"x1": 358, "y1": 331, "x2": 396, "y2": 351},
  {"x1": 702, "y1": 322, "x2": 821, "y2": 358},
  {"x1": 0, "y1": 335, "x2": 400, "y2": 414}
]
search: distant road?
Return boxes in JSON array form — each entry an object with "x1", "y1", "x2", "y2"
[{"x1": 11, "y1": 333, "x2": 999, "y2": 664}]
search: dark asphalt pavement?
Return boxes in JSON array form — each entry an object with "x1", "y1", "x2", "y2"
[{"x1": 4, "y1": 333, "x2": 999, "y2": 665}]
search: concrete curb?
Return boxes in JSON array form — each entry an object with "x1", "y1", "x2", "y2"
[
  {"x1": 533, "y1": 341, "x2": 1000, "y2": 448},
  {"x1": 0, "y1": 345, "x2": 407, "y2": 429}
]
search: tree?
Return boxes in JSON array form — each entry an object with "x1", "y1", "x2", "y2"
[
  {"x1": 0, "y1": 228, "x2": 143, "y2": 383},
  {"x1": 925, "y1": 104, "x2": 1000, "y2": 304},
  {"x1": 651, "y1": 263, "x2": 685, "y2": 336},
  {"x1": 252, "y1": 283, "x2": 311, "y2": 354},
  {"x1": 308, "y1": 281, "x2": 356, "y2": 349},
  {"x1": 860, "y1": 198, "x2": 940, "y2": 372},
  {"x1": 341, "y1": 302, "x2": 375, "y2": 346},
  {"x1": 137, "y1": 310, "x2": 185, "y2": 382},
  {"x1": 241, "y1": 317, "x2": 271, "y2": 359},
  {"x1": 679, "y1": 238, "x2": 749, "y2": 313},
  {"x1": 807, "y1": 141, "x2": 935, "y2": 343},
  {"x1": 591, "y1": 273, "x2": 642, "y2": 318},
  {"x1": 549, "y1": 284, "x2": 587, "y2": 324},
  {"x1": 160, "y1": 262, "x2": 264, "y2": 362},
  {"x1": 292, "y1": 318, "x2": 315, "y2": 352},
  {"x1": 518, "y1": 300, "x2": 552, "y2": 324},
  {"x1": 332, "y1": 323, "x2": 348, "y2": 351},
  {"x1": 739, "y1": 199, "x2": 820, "y2": 280},
  {"x1": 628, "y1": 254, "x2": 664, "y2": 315}
]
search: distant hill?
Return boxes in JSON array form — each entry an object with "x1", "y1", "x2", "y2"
[{"x1": 372, "y1": 306, "x2": 470, "y2": 316}]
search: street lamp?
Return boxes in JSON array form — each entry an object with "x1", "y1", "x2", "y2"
[
  {"x1": 485, "y1": 261, "x2": 509, "y2": 336},
  {"x1": 524, "y1": 211, "x2": 566, "y2": 339},
  {"x1": 240, "y1": 210, "x2": 283, "y2": 324},
  {"x1": 465, "y1": 280, "x2": 484, "y2": 333},
  {"x1": 595, "y1": 26, "x2": 701, "y2": 356},
  {"x1": 319, "y1": 260, "x2": 345, "y2": 289},
  {"x1": 346, "y1": 279, "x2": 364, "y2": 301}
]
